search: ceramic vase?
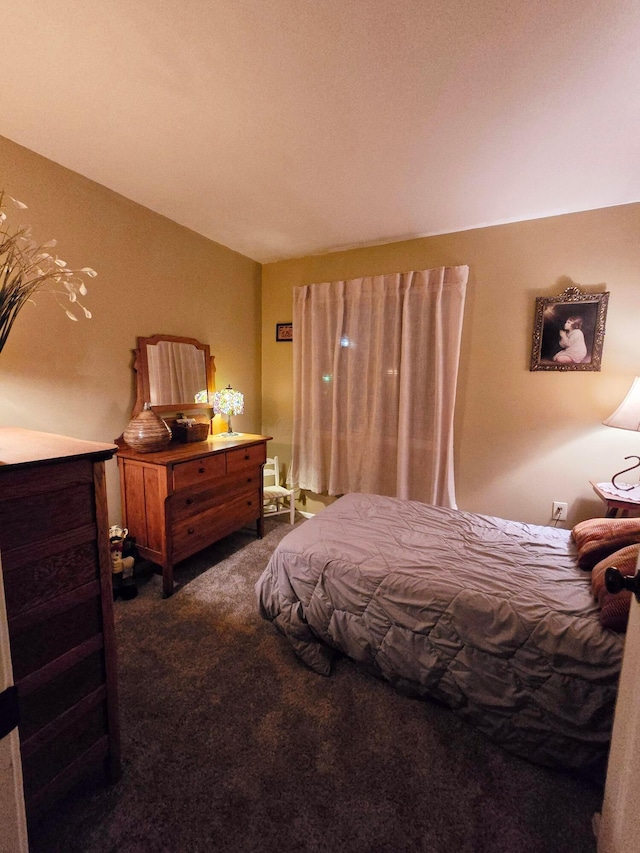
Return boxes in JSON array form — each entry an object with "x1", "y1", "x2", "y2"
[{"x1": 123, "y1": 402, "x2": 172, "y2": 452}]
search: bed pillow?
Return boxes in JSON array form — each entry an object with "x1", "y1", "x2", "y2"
[
  {"x1": 571, "y1": 517, "x2": 640, "y2": 570},
  {"x1": 591, "y1": 543, "x2": 640, "y2": 632}
]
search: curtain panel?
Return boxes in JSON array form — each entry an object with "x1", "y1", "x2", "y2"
[
  {"x1": 147, "y1": 341, "x2": 206, "y2": 405},
  {"x1": 290, "y1": 266, "x2": 468, "y2": 507}
]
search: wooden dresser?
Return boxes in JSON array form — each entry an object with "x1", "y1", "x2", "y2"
[
  {"x1": 0, "y1": 428, "x2": 120, "y2": 825},
  {"x1": 116, "y1": 433, "x2": 270, "y2": 597}
]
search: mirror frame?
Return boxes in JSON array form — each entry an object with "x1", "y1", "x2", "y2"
[{"x1": 131, "y1": 334, "x2": 216, "y2": 420}]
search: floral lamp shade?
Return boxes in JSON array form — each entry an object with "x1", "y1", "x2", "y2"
[{"x1": 212, "y1": 384, "x2": 244, "y2": 436}]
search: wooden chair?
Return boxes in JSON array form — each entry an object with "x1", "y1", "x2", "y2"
[{"x1": 263, "y1": 456, "x2": 296, "y2": 524}]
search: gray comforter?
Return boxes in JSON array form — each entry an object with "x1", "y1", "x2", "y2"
[{"x1": 256, "y1": 493, "x2": 624, "y2": 778}]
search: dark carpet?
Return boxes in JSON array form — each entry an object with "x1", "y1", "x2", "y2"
[{"x1": 28, "y1": 517, "x2": 602, "y2": 852}]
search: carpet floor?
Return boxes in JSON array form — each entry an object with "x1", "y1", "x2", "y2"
[{"x1": 28, "y1": 517, "x2": 603, "y2": 853}]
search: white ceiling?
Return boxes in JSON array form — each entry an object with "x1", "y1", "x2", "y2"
[{"x1": 2, "y1": 1, "x2": 639, "y2": 263}]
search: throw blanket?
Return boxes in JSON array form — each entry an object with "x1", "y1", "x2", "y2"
[{"x1": 256, "y1": 493, "x2": 624, "y2": 778}]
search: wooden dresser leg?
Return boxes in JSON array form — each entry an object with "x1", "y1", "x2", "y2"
[{"x1": 162, "y1": 564, "x2": 174, "y2": 598}]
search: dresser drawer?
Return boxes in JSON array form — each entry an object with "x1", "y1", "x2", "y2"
[
  {"x1": 18, "y1": 649, "x2": 105, "y2": 742},
  {"x1": 3, "y1": 536, "x2": 99, "y2": 620},
  {"x1": 0, "y1": 483, "x2": 95, "y2": 551},
  {"x1": 21, "y1": 700, "x2": 108, "y2": 799},
  {"x1": 172, "y1": 488, "x2": 262, "y2": 563},
  {"x1": 170, "y1": 470, "x2": 262, "y2": 524},
  {"x1": 226, "y1": 444, "x2": 266, "y2": 473},
  {"x1": 170, "y1": 484, "x2": 225, "y2": 523},
  {"x1": 0, "y1": 457, "x2": 95, "y2": 501},
  {"x1": 10, "y1": 595, "x2": 102, "y2": 682},
  {"x1": 172, "y1": 453, "x2": 226, "y2": 491}
]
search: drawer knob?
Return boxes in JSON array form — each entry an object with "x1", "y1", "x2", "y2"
[
  {"x1": 247, "y1": 500, "x2": 253, "y2": 506},
  {"x1": 198, "y1": 467, "x2": 206, "y2": 474},
  {"x1": 244, "y1": 454, "x2": 250, "y2": 460},
  {"x1": 188, "y1": 528, "x2": 195, "y2": 535},
  {"x1": 186, "y1": 498, "x2": 193, "y2": 505},
  {"x1": 247, "y1": 477, "x2": 252, "y2": 484}
]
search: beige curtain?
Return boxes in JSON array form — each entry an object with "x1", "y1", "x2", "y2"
[
  {"x1": 290, "y1": 266, "x2": 468, "y2": 507},
  {"x1": 147, "y1": 341, "x2": 207, "y2": 405}
]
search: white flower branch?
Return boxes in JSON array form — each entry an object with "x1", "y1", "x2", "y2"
[{"x1": 0, "y1": 190, "x2": 96, "y2": 351}]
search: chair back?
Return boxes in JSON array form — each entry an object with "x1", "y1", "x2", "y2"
[{"x1": 263, "y1": 456, "x2": 280, "y2": 487}]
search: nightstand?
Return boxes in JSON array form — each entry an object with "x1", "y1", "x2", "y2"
[{"x1": 590, "y1": 481, "x2": 640, "y2": 518}]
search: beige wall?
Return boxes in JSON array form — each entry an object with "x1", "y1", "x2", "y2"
[
  {"x1": 0, "y1": 136, "x2": 262, "y2": 523},
  {"x1": 3, "y1": 131, "x2": 639, "y2": 530},
  {"x1": 262, "y1": 204, "x2": 640, "y2": 526}
]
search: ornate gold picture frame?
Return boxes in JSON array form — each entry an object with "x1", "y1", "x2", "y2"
[{"x1": 530, "y1": 286, "x2": 609, "y2": 372}]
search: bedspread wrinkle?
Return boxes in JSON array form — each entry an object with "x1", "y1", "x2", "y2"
[{"x1": 256, "y1": 493, "x2": 623, "y2": 778}]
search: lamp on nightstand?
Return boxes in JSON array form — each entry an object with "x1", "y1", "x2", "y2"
[
  {"x1": 212, "y1": 384, "x2": 244, "y2": 436},
  {"x1": 603, "y1": 376, "x2": 640, "y2": 490}
]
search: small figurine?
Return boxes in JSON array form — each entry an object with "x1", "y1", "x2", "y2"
[{"x1": 110, "y1": 526, "x2": 138, "y2": 600}]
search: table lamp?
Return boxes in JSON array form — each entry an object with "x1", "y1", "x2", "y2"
[
  {"x1": 602, "y1": 376, "x2": 640, "y2": 490},
  {"x1": 212, "y1": 384, "x2": 244, "y2": 436}
]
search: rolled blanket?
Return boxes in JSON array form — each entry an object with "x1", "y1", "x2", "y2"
[{"x1": 571, "y1": 517, "x2": 640, "y2": 570}]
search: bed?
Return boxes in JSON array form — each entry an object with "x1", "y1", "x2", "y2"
[{"x1": 256, "y1": 492, "x2": 627, "y2": 780}]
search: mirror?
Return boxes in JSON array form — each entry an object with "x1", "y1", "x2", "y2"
[{"x1": 131, "y1": 334, "x2": 215, "y2": 419}]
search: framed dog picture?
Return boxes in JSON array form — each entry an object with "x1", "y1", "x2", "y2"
[{"x1": 530, "y1": 286, "x2": 609, "y2": 371}]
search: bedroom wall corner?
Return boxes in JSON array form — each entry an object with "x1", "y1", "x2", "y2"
[{"x1": 0, "y1": 135, "x2": 262, "y2": 523}]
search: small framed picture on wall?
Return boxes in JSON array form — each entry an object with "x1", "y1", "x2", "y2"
[
  {"x1": 276, "y1": 323, "x2": 293, "y2": 342},
  {"x1": 530, "y1": 286, "x2": 609, "y2": 371}
]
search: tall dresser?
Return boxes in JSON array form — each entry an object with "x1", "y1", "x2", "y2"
[{"x1": 0, "y1": 428, "x2": 120, "y2": 825}]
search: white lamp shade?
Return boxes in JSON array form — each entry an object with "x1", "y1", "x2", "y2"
[{"x1": 603, "y1": 377, "x2": 640, "y2": 432}]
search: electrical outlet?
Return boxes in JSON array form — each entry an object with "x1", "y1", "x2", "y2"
[{"x1": 552, "y1": 501, "x2": 568, "y2": 521}]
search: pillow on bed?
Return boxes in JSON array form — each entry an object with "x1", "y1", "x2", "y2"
[
  {"x1": 591, "y1": 543, "x2": 640, "y2": 632},
  {"x1": 571, "y1": 517, "x2": 640, "y2": 570}
]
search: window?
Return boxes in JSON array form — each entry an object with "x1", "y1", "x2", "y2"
[{"x1": 290, "y1": 266, "x2": 468, "y2": 507}]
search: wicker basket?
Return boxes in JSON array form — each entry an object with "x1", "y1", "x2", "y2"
[{"x1": 172, "y1": 422, "x2": 210, "y2": 443}]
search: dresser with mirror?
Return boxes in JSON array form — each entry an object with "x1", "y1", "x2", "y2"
[{"x1": 116, "y1": 334, "x2": 270, "y2": 597}]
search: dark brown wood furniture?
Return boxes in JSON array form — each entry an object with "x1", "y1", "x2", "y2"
[
  {"x1": 117, "y1": 433, "x2": 270, "y2": 597},
  {"x1": 0, "y1": 427, "x2": 120, "y2": 825}
]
